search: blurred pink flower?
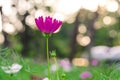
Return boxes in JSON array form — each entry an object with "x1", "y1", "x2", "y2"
[
  {"x1": 35, "y1": 16, "x2": 62, "y2": 34},
  {"x1": 91, "y1": 59, "x2": 99, "y2": 66},
  {"x1": 59, "y1": 59, "x2": 71, "y2": 72},
  {"x1": 80, "y1": 71, "x2": 92, "y2": 79}
]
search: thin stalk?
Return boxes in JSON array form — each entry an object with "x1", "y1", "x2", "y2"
[
  {"x1": 53, "y1": 57, "x2": 59, "y2": 80},
  {"x1": 10, "y1": 74, "x2": 14, "y2": 80},
  {"x1": 46, "y1": 38, "x2": 51, "y2": 80}
]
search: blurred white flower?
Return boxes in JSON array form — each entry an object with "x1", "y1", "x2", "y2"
[
  {"x1": 50, "y1": 64, "x2": 57, "y2": 73},
  {"x1": 43, "y1": 77, "x2": 49, "y2": 80},
  {"x1": 1, "y1": 63, "x2": 22, "y2": 74},
  {"x1": 108, "y1": 46, "x2": 120, "y2": 60},
  {"x1": 91, "y1": 46, "x2": 110, "y2": 60},
  {"x1": 91, "y1": 46, "x2": 120, "y2": 61}
]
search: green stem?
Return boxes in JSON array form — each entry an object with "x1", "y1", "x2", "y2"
[
  {"x1": 46, "y1": 38, "x2": 51, "y2": 80},
  {"x1": 10, "y1": 74, "x2": 14, "y2": 80},
  {"x1": 54, "y1": 57, "x2": 59, "y2": 80}
]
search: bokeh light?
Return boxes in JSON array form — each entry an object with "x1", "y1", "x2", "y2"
[
  {"x1": 94, "y1": 21, "x2": 102, "y2": 30},
  {"x1": 81, "y1": 0, "x2": 98, "y2": 12},
  {"x1": 35, "y1": 9, "x2": 46, "y2": 18},
  {"x1": 0, "y1": 12, "x2": 2, "y2": 32},
  {"x1": 0, "y1": 0, "x2": 119, "y2": 36},
  {"x1": 55, "y1": 0, "x2": 81, "y2": 15},
  {"x1": 103, "y1": 16, "x2": 112, "y2": 25},
  {"x1": 78, "y1": 24, "x2": 87, "y2": 34},
  {"x1": 0, "y1": 0, "x2": 120, "y2": 58},
  {"x1": 106, "y1": 0, "x2": 119, "y2": 12},
  {"x1": 3, "y1": 23, "x2": 16, "y2": 35},
  {"x1": 109, "y1": 30, "x2": 117, "y2": 38},
  {"x1": 14, "y1": 20, "x2": 24, "y2": 32},
  {"x1": 25, "y1": 15, "x2": 35, "y2": 29},
  {"x1": 1, "y1": 0, "x2": 13, "y2": 16},
  {"x1": 72, "y1": 58, "x2": 89, "y2": 67},
  {"x1": 53, "y1": 12, "x2": 65, "y2": 21},
  {"x1": 77, "y1": 34, "x2": 91, "y2": 46},
  {"x1": 0, "y1": 33, "x2": 5, "y2": 44}
]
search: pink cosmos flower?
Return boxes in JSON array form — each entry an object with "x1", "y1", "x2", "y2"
[
  {"x1": 91, "y1": 59, "x2": 99, "y2": 66},
  {"x1": 35, "y1": 16, "x2": 62, "y2": 34},
  {"x1": 80, "y1": 71, "x2": 92, "y2": 79},
  {"x1": 59, "y1": 59, "x2": 71, "y2": 72}
]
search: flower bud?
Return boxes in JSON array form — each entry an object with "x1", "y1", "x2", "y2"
[
  {"x1": 50, "y1": 51, "x2": 56, "y2": 57},
  {"x1": 61, "y1": 73, "x2": 66, "y2": 78}
]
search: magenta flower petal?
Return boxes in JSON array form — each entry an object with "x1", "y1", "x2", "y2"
[
  {"x1": 44, "y1": 16, "x2": 52, "y2": 33},
  {"x1": 35, "y1": 16, "x2": 62, "y2": 34},
  {"x1": 35, "y1": 19, "x2": 42, "y2": 31},
  {"x1": 35, "y1": 16, "x2": 45, "y2": 32},
  {"x1": 51, "y1": 19, "x2": 62, "y2": 33},
  {"x1": 38, "y1": 16, "x2": 45, "y2": 32}
]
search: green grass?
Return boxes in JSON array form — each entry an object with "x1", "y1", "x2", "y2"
[{"x1": 0, "y1": 58, "x2": 120, "y2": 80}]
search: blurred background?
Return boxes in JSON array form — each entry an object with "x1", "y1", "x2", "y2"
[{"x1": 0, "y1": 0, "x2": 120, "y2": 62}]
